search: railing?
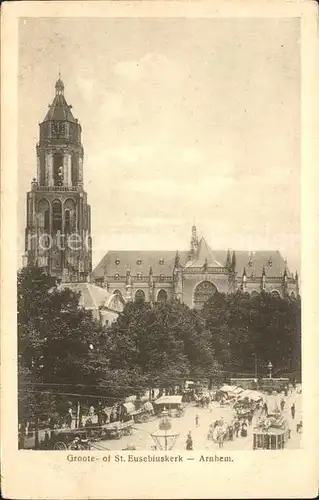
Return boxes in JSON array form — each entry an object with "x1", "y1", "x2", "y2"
[
  {"x1": 32, "y1": 185, "x2": 80, "y2": 192},
  {"x1": 245, "y1": 276, "x2": 296, "y2": 283},
  {"x1": 109, "y1": 275, "x2": 174, "y2": 283},
  {"x1": 183, "y1": 267, "x2": 228, "y2": 274}
]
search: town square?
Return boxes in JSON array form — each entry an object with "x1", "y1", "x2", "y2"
[{"x1": 16, "y1": 17, "x2": 301, "y2": 455}]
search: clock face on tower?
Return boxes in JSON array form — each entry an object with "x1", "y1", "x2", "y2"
[{"x1": 51, "y1": 121, "x2": 65, "y2": 136}]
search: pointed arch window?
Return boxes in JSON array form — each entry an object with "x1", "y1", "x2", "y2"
[
  {"x1": 38, "y1": 199, "x2": 50, "y2": 233},
  {"x1": 157, "y1": 289, "x2": 168, "y2": 303},
  {"x1": 52, "y1": 200, "x2": 62, "y2": 232},
  {"x1": 44, "y1": 210, "x2": 50, "y2": 232},
  {"x1": 135, "y1": 289, "x2": 145, "y2": 302},
  {"x1": 71, "y1": 154, "x2": 78, "y2": 186},
  {"x1": 65, "y1": 210, "x2": 71, "y2": 233},
  {"x1": 53, "y1": 153, "x2": 64, "y2": 187},
  {"x1": 193, "y1": 281, "x2": 217, "y2": 309}
]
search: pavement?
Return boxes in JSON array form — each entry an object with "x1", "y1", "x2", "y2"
[{"x1": 90, "y1": 390, "x2": 302, "y2": 451}]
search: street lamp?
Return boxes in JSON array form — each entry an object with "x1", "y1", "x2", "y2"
[
  {"x1": 253, "y1": 353, "x2": 258, "y2": 380},
  {"x1": 268, "y1": 361, "x2": 273, "y2": 379},
  {"x1": 151, "y1": 409, "x2": 179, "y2": 451}
]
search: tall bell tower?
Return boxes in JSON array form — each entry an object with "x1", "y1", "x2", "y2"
[{"x1": 24, "y1": 77, "x2": 92, "y2": 281}]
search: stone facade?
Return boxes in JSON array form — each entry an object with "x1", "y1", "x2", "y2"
[
  {"x1": 92, "y1": 226, "x2": 299, "y2": 309},
  {"x1": 23, "y1": 78, "x2": 92, "y2": 281}
]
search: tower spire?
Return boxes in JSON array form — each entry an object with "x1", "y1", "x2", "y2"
[
  {"x1": 55, "y1": 74, "x2": 64, "y2": 95},
  {"x1": 190, "y1": 224, "x2": 199, "y2": 257}
]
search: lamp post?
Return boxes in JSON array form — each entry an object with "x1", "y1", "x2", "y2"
[
  {"x1": 268, "y1": 361, "x2": 273, "y2": 379},
  {"x1": 151, "y1": 409, "x2": 179, "y2": 451},
  {"x1": 253, "y1": 353, "x2": 258, "y2": 380}
]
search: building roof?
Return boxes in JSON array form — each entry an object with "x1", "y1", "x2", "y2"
[
  {"x1": 92, "y1": 243, "x2": 292, "y2": 280},
  {"x1": 212, "y1": 250, "x2": 292, "y2": 278},
  {"x1": 92, "y1": 250, "x2": 189, "y2": 279},
  {"x1": 185, "y1": 237, "x2": 223, "y2": 268},
  {"x1": 42, "y1": 79, "x2": 77, "y2": 123},
  {"x1": 60, "y1": 282, "x2": 113, "y2": 309}
]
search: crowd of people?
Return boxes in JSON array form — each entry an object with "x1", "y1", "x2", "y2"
[{"x1": 183, "y1": 385, "x2": 301, "y2": 451}]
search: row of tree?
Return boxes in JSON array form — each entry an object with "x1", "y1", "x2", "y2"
[{"x1": 18, "y1": 266, "x2": 301, "y2": 423}]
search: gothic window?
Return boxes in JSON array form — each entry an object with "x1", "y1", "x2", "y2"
[
  {"x1": 251, "y1": 291, "x2": 259, "y2": 298},
  {"x1": 44, "y1": 210, "x2": 50, "y2": 232},
  {"x1": 159, "y1": 259, "x2": 164, "y2": 265},
  {"x1": 271, "y1": 290, "x2": 281, "y2": 298},
  {"x1": 159, "y1": 274, "x2": 165, "y2": 281},
  {"x1": 71, "y1": 154, "x2": 78, "y2": 186},
  {"x1": 64, "y1": 199, "x2": 76, "y2": 233},
  {"x1": 193, "y1": 281, "x2": 217, "y2": 309},
  {"x1": 137, "y1": 273, "x2": 143, "y2": 280},
  {"x1": 290, "y1": 291, "x2": 296, "y2": 299},
  {"x1": 38, "y1": 199, "x2": 50, "y2": 233},
  {"x1": 114, "y1": 273, "x2": 120, "y2": 280},
  {"x1": 52, "y1": 200, "x2": 62, "y2": 232},
  {"x1": 65, "y1": 210, "x2": 71, "y2": 234},
  {"x1": 135, "y1": 289, "x2": 145, "y2": 302},
  {"x1": 137, "y1": 259, "x2": 142, "y2": 265},
  {"x1": 157, "y1": 289, "x2": 168, "y2": 303},
  {"x1": 53, "y1": 153, "x2": 64, "y2": 187},
  {"x1": 115, "y1": 258, "x2": 120, "y2": 265}
]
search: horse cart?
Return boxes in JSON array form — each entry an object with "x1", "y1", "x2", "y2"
[
  {"x1": 49, "y1": 429, "x2": 91, "y2": 450},
  {"x1": 99, "y1": 420, "x2": 134, "y2": 440}
]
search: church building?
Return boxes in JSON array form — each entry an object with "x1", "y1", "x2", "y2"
[
  {"x1": 92, "y1": 225, "x2": 299, "y2": 310},
  {"x1": 24, "y1": 79, "x2": 299, "y2": 321}
]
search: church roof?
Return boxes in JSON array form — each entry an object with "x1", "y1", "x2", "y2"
[
  {"x1": 92, "y1": 248, "x2": 291, "y2": 279},
  {"x1": 42, "y1": 79, "x2": 77, "y2": 123},
  {"x1": 185, "y1": 237, "x2": 223, "y2": 268},
  {"x1": 92, "y1": 250, "x2": 189, "y2": 279},
  {"x1": 212, "y1": 250, "x2": 292, "y2": 278}
]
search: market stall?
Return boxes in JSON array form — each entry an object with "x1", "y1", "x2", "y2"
[{"x1": 154, "y1": 396, "x2": 184, "y2": 417}]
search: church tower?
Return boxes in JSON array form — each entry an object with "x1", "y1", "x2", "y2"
[{"x1": 24, "y1": 77, "x2": 92, "y2": 281}]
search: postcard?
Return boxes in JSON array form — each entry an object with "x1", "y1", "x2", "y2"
[{"x1": 1, "y1": 1, "x2": 318, "y2": 498}]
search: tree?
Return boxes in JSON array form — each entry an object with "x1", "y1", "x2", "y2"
[
  {"x1": 104, "y1": 298, "x2": 222, "y2": 391},
  {"x1": 18, "y1": 266, "x2": 109, "y2": 421},
  {"x1": 202, "y1": 291, "x2": 301, "y2": 380}
]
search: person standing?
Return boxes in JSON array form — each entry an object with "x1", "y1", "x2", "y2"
[
  {"x1": 228, "y1": 424, "x2": 234, "y2": 441},
  {"x1": 186, "y1": 432, "x2": 193, "y2": 450},
  {"x1": 241, "y1": 421, "x2": 248, "y2": 437},
  {"x1": 234, "y1": 420, "x2": 240, "y2": 438},
  {"x1": 291, "y1": 403, "x2": 296, "y2": 420},
  {"x1": 217, "y1": 429, "x2": 224, "y2": 448},
  {"x1": 195, "y1": 414, "x2": 199, "y2": 428}
]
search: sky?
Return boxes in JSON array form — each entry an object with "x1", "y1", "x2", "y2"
[{"x1": 18, "y1": 17, "x2": 300, "y2": 272}]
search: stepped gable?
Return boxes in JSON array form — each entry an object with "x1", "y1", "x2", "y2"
[
  {"x1": 92, "y1": 250, "x2": 189, "y2": 279},
  {"x1": 185, "y1": 237, "x2": 223, "y2": 268}
]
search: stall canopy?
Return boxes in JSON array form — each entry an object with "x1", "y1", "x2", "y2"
[
  {"x1": 238, "y1": 390, "x2": 264, "y2": 402},
  {"x1": 154, "y1": 396, "x2": 183, "y2": 406},
  {"x1": 220, "y1": 385, "x2": 234, "y2": 393},
  {"x1": 220, "y1": 385, "x2": 243, "y2": 396},
  {"x1": 122, "y1": 402, "x2": 135, "y2": 414}
]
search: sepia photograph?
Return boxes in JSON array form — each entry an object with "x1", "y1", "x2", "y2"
[
  {"x1": 17, "y1": 14, "x2": 302, "y2": 454},
  {"x1": 1, "y1": 1, "x2": 317, "y2": 499}
]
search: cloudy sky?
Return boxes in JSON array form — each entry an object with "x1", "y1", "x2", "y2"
[{"x1": 18, "y1": 17, "x2": 300, "y2": 272}]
